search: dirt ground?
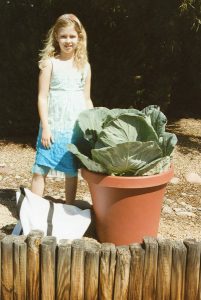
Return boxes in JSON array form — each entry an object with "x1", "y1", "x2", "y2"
[{"x1": 0, "y1": 117, "x2": 201, "y2": 241}]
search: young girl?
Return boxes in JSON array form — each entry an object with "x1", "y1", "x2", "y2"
[{"x1": 31, "y1": 14, "x2": 93, "y2": 204}]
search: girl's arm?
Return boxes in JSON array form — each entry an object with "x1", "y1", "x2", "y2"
[
  {"x1": 84, "y1": 64, "x2": 93, "y2": 109},
  {"x1": 38, "y1": 60, "x2": 53, "y2": 148}
]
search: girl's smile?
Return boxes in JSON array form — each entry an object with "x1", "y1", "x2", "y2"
[{"x1": 56, "y1": 26, "x2": 79, "y2": 59}]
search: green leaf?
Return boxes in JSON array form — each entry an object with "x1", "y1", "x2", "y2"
[
  {"x1": 68, "y1": 144, "x2": 107, "y2": 174},
  {"x1": 77, "y1": 107, "x2": 109, "y2": 147},
  {"x1": 102, "y1": 108, "x2": 144, "y2": 127},
  {"x1": 69, "y1": 106, "x2": 177, "y2": 176},
  {"x1": 141, "y1": 105, "x2": 167, "y2": 137},
  {"x1": 135, "y1": 156, "x2": 171, "y2": 175},
  {"x1": 91, "y1": 141, "x2": 162, "y2": 176},
  {"x1": 159, "y1": 132, "x2": 178, "y2": 156},
  {"x1": 72, "y1": 120, "x2": 92, "y2": 157},
  {"x1": 97, "y1": 114, "x2": 158, "y2": 147}
]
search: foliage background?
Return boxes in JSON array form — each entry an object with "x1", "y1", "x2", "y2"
[{"x1": 0, "y1": 0, "x2": 201, "y2": 137}]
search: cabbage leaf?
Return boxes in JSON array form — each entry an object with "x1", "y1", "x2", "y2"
[{"x1": 68, "y1": 105, "x2": 177, "y2": 176}]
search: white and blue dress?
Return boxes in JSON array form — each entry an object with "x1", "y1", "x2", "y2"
[{"x1": 33, "y1": 57, "x2": 89, "y2": 176}]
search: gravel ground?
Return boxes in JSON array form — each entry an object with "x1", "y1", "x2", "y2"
[{"x1": 0, "y1": 117, "x2": 201, "y2": 240}]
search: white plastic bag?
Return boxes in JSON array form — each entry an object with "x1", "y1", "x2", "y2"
[{"x1": 16, "y1": 187, "x2": 91, "y2": 241}]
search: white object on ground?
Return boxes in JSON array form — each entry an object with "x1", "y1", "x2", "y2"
[
  {"x1": 170, "y1": 177, "x2": 180, "y2": 184},
  {"x1": 185, "y1": 172, "x2": 201, "y2": 184},
  {"x1": 16, "y1": 188, "x2": 91, "y2": 241}
]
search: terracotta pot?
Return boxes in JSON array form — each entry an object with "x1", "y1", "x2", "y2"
[{"x1": 81, "y1": 166, "x2": 174, "y2": 245}]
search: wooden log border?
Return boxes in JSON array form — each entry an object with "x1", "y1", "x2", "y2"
[{"x1": 0, "y1": 232, "x2": 201, "y2": 300}]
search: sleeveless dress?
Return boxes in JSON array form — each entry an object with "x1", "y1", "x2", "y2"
[{"x1": 33, "y1": 57, "x2": 88, "y2": 176}]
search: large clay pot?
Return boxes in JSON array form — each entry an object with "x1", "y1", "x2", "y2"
[{"x1": 81, "y1": 166, "x2": 174, "y2": 245}]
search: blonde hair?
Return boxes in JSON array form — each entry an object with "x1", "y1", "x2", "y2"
[{"x1": 39, "y1": 14, "x2": 88, "y2": 70}]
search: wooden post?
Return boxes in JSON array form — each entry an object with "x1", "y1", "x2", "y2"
[
  {"x1": 113, "y1": 246, "x2": 131, "y2": 300},
  {"x1": 170, "y1": 241, "x2": 186, "y2": 300},
  {"x1": 56, "y1": 239, "x2": 72, "y2": 300},
  {"x1": 198, "y1": 254, "x2": 201, "y2": 300},
  {"x1": 128, "y1": 243, "x2": 145, "y2": 300},
  {"x1": 0, "y1": 232, "x2": 6, "y2": 298},
  {"x1": 26, "y1": 230, "x2": 44, "y2": 300},
  {"x1": 142, "y1": 237, "x2": 158, "y2": 300},
  {"x1": 99, "y1": 243, "x2": 116, "y2": 300},
  {"x1": 41, "y1": 236, "x2": 57, "y2": 300},
  {"x1": 84, "y1": 240, "x2": 101, "y2": 300},
  {"x1": 156, "y1": 239, "x2": 172, "y2": 300},
  {"x1": 1, "y1": 235, "x2": 14, "y2": 300},
  {"x1": 13, "y1": 236, "x2": 27, "y2": 300},
  {"x1": 70, "y1": 239, "x2": 85, "y2": 300},
  {"x1": 184, "y1": 239, "x2": 201, "y2": 300}
]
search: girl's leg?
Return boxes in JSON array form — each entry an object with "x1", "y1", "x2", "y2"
[
  {"x1": 31, "y1": 173, "x2": 47, "y2": 197},
  {"x1": 65, "y1": 175, "x2": 78, "y2": 204},
  {"x1": 31, "y1": 164, "x2": 49, "y2": 196}
]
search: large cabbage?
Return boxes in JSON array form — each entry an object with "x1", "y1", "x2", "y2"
[{"x1": 68, "y1": 105, "x2": 177, "y2": 176}]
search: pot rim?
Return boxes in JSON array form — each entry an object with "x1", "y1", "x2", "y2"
[{"x1": 81, "y1": 165, "x2": 174, "y2": 188}]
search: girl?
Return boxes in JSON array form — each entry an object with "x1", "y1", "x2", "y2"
[{"x1": 31, "y1": 14, "x2": 93, "y2": 204}]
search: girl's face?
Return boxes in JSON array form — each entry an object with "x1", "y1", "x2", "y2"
[{"x1": 56, "y1": 25, "x2": 79, "y2": 58}]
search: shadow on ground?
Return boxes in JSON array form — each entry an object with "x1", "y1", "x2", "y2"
[
  {"x1": 0, "y1": 188, "x2": 17, "y2": 234},
  {"x1": 167, "y1": 118, "x2": 201, "y2": 155}
]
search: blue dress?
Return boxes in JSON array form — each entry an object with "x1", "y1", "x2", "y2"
[{"x1": 33, "y1": 57, "x2": 89, "y2": 176}]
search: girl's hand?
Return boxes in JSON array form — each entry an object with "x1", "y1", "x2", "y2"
[{"x1": 41, "y1": 127, "x2": 53, "y2": 148}]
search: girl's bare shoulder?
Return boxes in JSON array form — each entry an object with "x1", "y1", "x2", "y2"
[{"x1": 38, "y1": 57, "x2": 53, "y2": 70}]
